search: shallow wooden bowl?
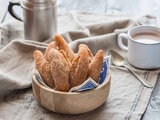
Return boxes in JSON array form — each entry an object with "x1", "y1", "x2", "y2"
[{"x1": 32, "y1": 69, "x2": 111, "y2": 114}]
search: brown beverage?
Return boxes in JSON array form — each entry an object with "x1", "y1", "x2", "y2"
[{"x1": 132, "y1": 33, "x2": 160, "y2": 44}]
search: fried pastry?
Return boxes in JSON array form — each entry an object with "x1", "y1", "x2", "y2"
[
  {"x1": 44, "y1": 41, "x2": 57, "y2": 61},
  {"x1": 78, "y1": 44, "x2": 93, "y2": 63},
  {"x1": 55, "y1": 34, "x2": 75, "y2": 62},
  {"x1": 70, "y1": 44, "x2": 90, "y2": 88},
  {"x1": 48, "y1": 48, "x2": 70, "y2": 92},
  {"x1": 34, "y1": 50, "x2": 54, "y2": 88},
  {"x1": 88, "y1": 50, "x2": 104, "y2": 83},
  {"x1": 59, "y1": 50, "x2": 71, "y2": 68}
]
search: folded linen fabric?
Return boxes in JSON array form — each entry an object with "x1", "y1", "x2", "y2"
[{"x1": 0, "y1": 12, "x2": 159, "y2": 120}]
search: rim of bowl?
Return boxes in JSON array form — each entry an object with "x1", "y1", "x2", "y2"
[{"x1": 32, "y1": 69, "x2": 111, "y2": 95}]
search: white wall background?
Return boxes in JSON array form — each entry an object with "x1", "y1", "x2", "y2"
[
  {"x1": 5, "y1": 0, "x2": 160, "y2": 26},
  {"x1": 57, "y1": 0, "x2": 160, "y2": 26},
  {"x1": 57, "y1": 0, "x2": 159, "y2": 15}
]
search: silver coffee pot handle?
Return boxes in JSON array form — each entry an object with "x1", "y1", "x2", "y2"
[{"x1": 8, "y1": 1, "x2": 23, "y2": 21}]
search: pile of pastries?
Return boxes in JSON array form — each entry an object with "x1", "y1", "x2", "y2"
[{"x1": 33, "y1": 34, "x2": 104, "y2": 92}]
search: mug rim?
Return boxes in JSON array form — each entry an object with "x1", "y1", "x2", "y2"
[{"x1": 127, "y1": 25, "x2": 160, "y2": 45}]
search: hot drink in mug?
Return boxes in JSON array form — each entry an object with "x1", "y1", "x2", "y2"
[{"x1": 117, "y1": 26, "x2": 160, "y2": 69}]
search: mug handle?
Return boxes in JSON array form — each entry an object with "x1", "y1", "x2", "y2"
[
  {"x1": 117, "y1": 33, "x2": 128, "y2": 51},
  {"x1": 8, "y1": 1, "x2": 23, "y2": 21}
]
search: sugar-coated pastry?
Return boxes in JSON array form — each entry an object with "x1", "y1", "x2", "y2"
[
  {"x1": 34, "y1": 50, "x2": 54, "y2": 88},
  {"x1": 33, "y1": 34, "x2": 104, "y2": 92},
  {"x1": 88, "y1": 50, "x2": 104, "y2": 83},
  {"x1": 59, "y1": 50, "x2": 71, "y2": 68},
  {"x1": 78, "y1": 44, "x2": 93, "y2": 63},
  {"x1": 48, "y1": 48, "x2": 70, "y2": 92},
  {"x1": 54, "y1": 34, "x2": 75, "y2": 62},
  {"x1": 44, "y1": 41, "x2": 57, "y2": 61},
  {"x1": 70, "y1": 44, "x2": 90, "y2": 88}
]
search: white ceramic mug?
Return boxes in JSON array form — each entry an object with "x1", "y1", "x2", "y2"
[{"x1": 117, "y1": 25, "x2": 160, "y2": 69}]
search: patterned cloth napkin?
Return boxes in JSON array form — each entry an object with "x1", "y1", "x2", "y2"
[{"x1": 0, "y1": 12, "x2": 159, "y2": 120}]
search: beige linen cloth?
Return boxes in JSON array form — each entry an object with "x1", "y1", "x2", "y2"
[{"x1": 0, "y1": 12, "x2": 159, "y2": 120}]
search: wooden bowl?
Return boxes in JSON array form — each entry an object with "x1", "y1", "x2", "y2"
[{"x1": 32, "y1": 69, "x2": 111, "y2": 114}]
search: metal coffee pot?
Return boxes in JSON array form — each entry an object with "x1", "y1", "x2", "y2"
[{"x1": 8, "y1": 0, "x2": 57, "y2": 42}]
